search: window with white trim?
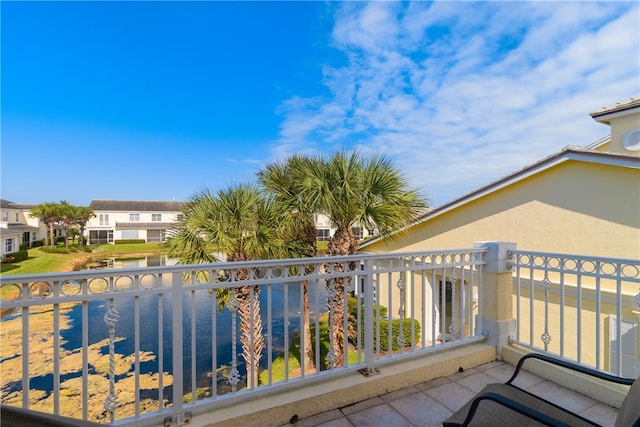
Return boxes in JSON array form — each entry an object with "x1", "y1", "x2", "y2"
[
  {"x1": 5, "y1": 238, "x2": 14, "y2": 254},
  {"x1": 317, "y1": 228, "x2": 331, "y2": 241},
  {"x1": 99, "y1": 214, "x2": 109, "y2": 226},
  {"x1": 152, "y1": 214, "x2": 162, "y2": 222},
  {"x1": 129, "y1": 213, "x2": 140, "y2": 222}
]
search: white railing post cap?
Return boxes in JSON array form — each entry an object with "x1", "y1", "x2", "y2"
[{"x1": 473, "y1": 241, "x2": 516, "y2": 273}]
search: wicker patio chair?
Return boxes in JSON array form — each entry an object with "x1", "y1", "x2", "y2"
[{"x1": 443, "y1": 352, "x2": 639, "y2": 427}]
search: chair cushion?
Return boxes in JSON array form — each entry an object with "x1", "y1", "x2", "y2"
[
  {"x1": 443, "y1": 383, "x2": 596, "y2": 427},
  {"x1": 615, "y1": 379, "x2": 640, "y2": 427}
]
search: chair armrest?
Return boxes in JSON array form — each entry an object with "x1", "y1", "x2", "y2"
[
  {"x1": 460, "y1": 391, "x2": 574, "y2": 427},
  {"x1": 506, "y1": 353, "x2": 635, "y2": 387}
]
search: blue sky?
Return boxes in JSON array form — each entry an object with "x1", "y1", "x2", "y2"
[{"x1": 2, "y1": 1, "x2": 638, "y2": 208}]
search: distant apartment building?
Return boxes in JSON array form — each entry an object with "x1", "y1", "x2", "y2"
[
  {"x1": 1, "y1": 197, "x2": 378, "y2": 251},
  {"x1": 313, "y1": 212, "x2": 378, "y2": 242},
  {"x1": 86, "y1": 200, "x2": 186, "y2": 244},
  {"x1": 0, "y1": 199, "x2": 45, "y2": 256}
]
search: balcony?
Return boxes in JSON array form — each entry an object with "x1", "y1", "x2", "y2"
[{"x1": 0, "y1": 242, "x2": 638, "y2": 426}]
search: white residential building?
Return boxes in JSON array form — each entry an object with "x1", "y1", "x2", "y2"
[
  {"x1": 313, "y1": 212, "x2": 378, "y2": 242},
  {"x1": 86, "y1": 200, "x2": 186, "y2": 244},
  {"x1": 0, "y1": 199, "x2": 45, "y2": 256}
]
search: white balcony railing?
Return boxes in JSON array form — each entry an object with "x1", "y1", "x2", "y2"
[
  {"x1": 0, "y1": 248, "x2": 487, "y2": 426},
  {"x1": 509, "y1": 250, "x2": 640, "y2": 376}
]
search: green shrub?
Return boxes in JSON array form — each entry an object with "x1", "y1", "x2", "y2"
[
  {"x1": 1, "y1": 250, "x2": 28, "y2": 263},
  {"x1": 114, "y1": 239, "x2": 146, "y2": 245},
  {"x1": 13, "y1": 249, "x2": 28, "y2": 262},
  {"x1": 378, "y1": 318, "x2": 421, "y2": 352},
  {"x1": 32, "y1": 240, "x2": 44, "y2": 248},
  {"x1": 347, "y1": 296, "x2": 420, "y2": 352},
  {"x1": 40, "y1": 246, "x2": 71, "y2": 254},
  {"x1": 347, "y1": 295, "x2": 387, "y2": 318},
  {"x1": 19, "y1": 244, "x2": 28, "y2": 251}
]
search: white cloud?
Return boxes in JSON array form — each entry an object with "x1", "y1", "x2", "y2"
[{"x1": 272, "y1": 2, "x2": 640, "y2": 206}]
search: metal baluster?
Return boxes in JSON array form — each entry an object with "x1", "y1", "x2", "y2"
[
  {"x1": 103, "y1": 298, "x2": 120, "y2": 423},
  {"x1": 326, "y1": 279, "x2": 337, "y2": 369},
  {"x1": 634, "y1": 289, "x2": 640, "y2": 376}
]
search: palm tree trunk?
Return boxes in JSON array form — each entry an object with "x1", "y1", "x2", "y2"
[
  {"x1": 48, "y1": 223, "x2": 54, "y2": 247},
  {"x1": 325, "y1": 226, "x2": 359, "y2": 368},
  {"x1": 79, "y1": 226, "x2": 85, "y2": 249},
  {"x1": 327, "y1": 277, "x2": 346, "y2": 367},
  {"x1": 302, "y1": 280, "x2": 314, "y2": 370},
  {"x1": 236, "y1": 285, "x2": 264, "y2": 389}
]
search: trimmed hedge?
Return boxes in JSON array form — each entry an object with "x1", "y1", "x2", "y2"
[
  {"x1": 40, "y1": 246, "x2": 72, "y2": 254},
  {"x1": 114, "y1": 239, "x2": 146, "y2": 245}
]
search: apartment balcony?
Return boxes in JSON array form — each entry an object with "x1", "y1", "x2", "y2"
[{"x1": 0, "y1": 242, "x2": 638, "y2": 426}]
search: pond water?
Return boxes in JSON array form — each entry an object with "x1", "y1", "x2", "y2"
[{"x1": 12, "y1": 255, "x2": 319, "y2": 402}]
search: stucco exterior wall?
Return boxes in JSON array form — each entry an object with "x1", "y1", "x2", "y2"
[
  {"x1": 363, "y1": 159, "x2": 639, "y2": 260},
  {"x1": 607, "y1": 115, "x2": 640, "y2": 155}
]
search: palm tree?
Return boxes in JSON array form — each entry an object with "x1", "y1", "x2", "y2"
[
  {"x1": 72, "y1": 206, "x2": 95, "y2": 250},
  {"x1": 257, "y1": 155, "x2": 318, "y2": 372},
  {"x1": 299, "y1": 151, "x2": 427, "y2": 367},
  {"x1": 30, "y1": 202, "x2": 60, "y2": 246},
  {"x1": 165, "y1": 184, "x2": 284, "y2": 389},
  {"x1": 58, "y1": 201, "x2": 75, "y2": 248}
]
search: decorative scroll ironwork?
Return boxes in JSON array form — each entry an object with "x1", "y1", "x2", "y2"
[
  {"x1": 103, "y1": 298, "x2": 120, "y2": 422},
  {"x1": 396, "y1": 276, "x2": 406, "y2": 348},
  {"x1": 540, "y1": 276, "x2": 552, "y2": 351},
  {"x1": 227, "y1": 292, "x2": 240, "y2": 392},
  {"x1": 448, "y1": 269, "x2": 457, "y2": 338}
]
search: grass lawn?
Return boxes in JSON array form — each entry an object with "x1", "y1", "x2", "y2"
[
  {"x1": 0, "y1": 243, "x2": 165, "y2": 276},
  {"x1": 259, "y1": 313, "x2": 360, "y2": 385}
]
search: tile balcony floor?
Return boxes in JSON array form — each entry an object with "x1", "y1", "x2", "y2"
[{"x1": 281, "y1": 360, "x2": 619, "y2": 427}]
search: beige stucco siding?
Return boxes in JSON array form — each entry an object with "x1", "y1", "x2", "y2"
[{"x1": 365, "y1": 160, "x2": 640, "y2": 260}]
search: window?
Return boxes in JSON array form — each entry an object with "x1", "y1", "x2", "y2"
[
  {"x1": 152, "y1": 214, "x2": 162, "y2": 222},
  {"x1": 129, "y1": 213, "x2": 140, "y2": 222},
  {"x1": 15, "y1": 213, "x2": 19, "y2": 222},
  {"x1": 121, "y1": 230, "x2": 139, "y2": 240},
  {"x1": 177, "y1": 214, "x2": 184, "y2": 221},
  {"x1": 5, "y1": 238, "x2": 14, "y2": 254},
  {"x1": 352, "y1": 227, "x2": 363, "y2": 240},
  {"x1": 1, "y1": 212, "x2": 8, "y2": 222},
  {"x1": 99, "y1": 214, "x2": 109, "y2": 226},
  {"x1": 90, "y1": 230, "x2": 113, "y2": 244},
  {"x1": 317, "y1": 228, "x2": 331, "y2": 241}
]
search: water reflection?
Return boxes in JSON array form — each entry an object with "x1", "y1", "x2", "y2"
[{"x1": 79, "y1": 254, "x2": 176, "y2": 270}]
